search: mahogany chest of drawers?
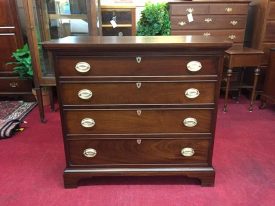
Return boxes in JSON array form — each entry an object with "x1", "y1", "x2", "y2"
[
  {"x1": 43, "y1": 36, "x2": 231, "y2": 188},
  {"x1": 249, "y1": 0, "x2": 275, "y2": 64},
  {"x1": 169, "y1": 0, "x2": 250, "y2": 46}
]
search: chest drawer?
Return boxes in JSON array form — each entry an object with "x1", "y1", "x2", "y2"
[
  {"x1": 171, "y1": 30, "x2": 245, "y2": 43},
  {"x1": 64, "y1": 109, "x2": 213, "y2": 134},
  {"x1": 267, "y1": 2, "x2": 275, "y2": 19},
  {"x1": 171, "y1": 15, "x2": 247, "y2": 30},
  {"x1": 101, "y1": 10, "x2": 132, "y2": 25},
  {"x1": 60, "y1": 81, "x2": 216, "y2": 105},
  {"x1": 0, "y1": 78, "x2": 32, "y2": 92},
  {"x1": 264, "y1": 21, "x2": 275, "y2": 42},
  {"x1": 209, "y1": 4, "x2": 249, "y2": 15},
  {"x1": 261, "y1": 43, "x2": 275, "y2": 64},
  {"x1": 56, "y1": 56, "x2": 219, "y2": 77},
  {"x1": 170, "y1": 4, "x2": 209, "y2": 15},
  {"x1": 68, "y1": 138, "x2": 210, "y2": 166}
]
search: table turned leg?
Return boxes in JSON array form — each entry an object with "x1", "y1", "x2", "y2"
[
  {"x1": 237, "y1": 68, "x2": 245, "y2": 103},
  {"x1": 259, "y1": 99, "x2": 267, "y2": 109},
  {"x1": 48, "y1": 86, "x2": 55, "y2": 112},
  {"x1": 224, "y1": 68, "x2": 232, "y2": 112},
  {"x1": 249, "y1": 67, "x2": 261, "y2": 112}
]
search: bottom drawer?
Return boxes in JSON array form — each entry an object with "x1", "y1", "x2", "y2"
[
  {"x1": 0, "y1": 78, "x2": 33, "y2": 92},
  {"x1": 102, "y1": 27, "x2": 132, "y2": 36},
  {"x1": 68, "y1": 139, "x2": 210, "y2": 166}
]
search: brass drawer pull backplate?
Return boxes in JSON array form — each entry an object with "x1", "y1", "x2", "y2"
[
  {"x1": 181, "y1": 147, "x2": 195, "y2": 157},
  {"x1": 75, "y1": 62, "x2": 91, "y2": 73},
  {"x1": 83, "y1": 148, "x2": 97, "y2": 158}
]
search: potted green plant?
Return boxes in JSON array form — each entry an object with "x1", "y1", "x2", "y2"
[
  {"x1": 137, "y1": 2, "x2": 171, "y2": 36},
  {"x1": 7, "y1": 44, "x2": 50, "y2": 105},
  {"x1": 7, "y1": 43, "x2": 33, "y2": 80}
]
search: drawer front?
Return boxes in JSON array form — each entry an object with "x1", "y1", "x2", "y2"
[
  {"x1": 264, "y1": 21, "x2": 275, "y2": 42},
  {"x1": 102, "y1": 27, "x2": 132, "y2": 36},
  {"x1": 56, "y1": 56, "x2": 219, "y2": 77},
  {"x1": 171, "y1": 15, "x2": 247, "y2": 30},
  {"x1": 0, "y1": 78, "x2": 32, "y2": 92},
  {"x1": 68, "y1": 139, "x2": 210, "y2": 165},
  {"x1": 171, "y1": 30, "x2": 245, "y2": 43},
  {"x1": 209, "y1": 4, "x2": 249, "y2": 15},
  {"x1": 261, "y1": 43, "x2": 275, "y2": 64},
  {"x1": 268, "y1": 2, "x2": 275, "y2": 19},
  {"x1": 60, "y1": 82, "x2": 216, "y2": 105},
  {"x1": 170, "y1": 4, "x2": 209, "y2": 15},
  {"x1": 64, "y1": 109, "x2": 212, "y2": 134},
  {"x1": 101, "y1": 10, "x2": 132, "y2": 24}
]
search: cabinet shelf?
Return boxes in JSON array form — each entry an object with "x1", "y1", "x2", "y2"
[
  {"x1": 101, "y1": 24, "x2": 133, "y2": 28},
  {"x1": 48, "y1": 14, "x2": 88, "y2": 20}
]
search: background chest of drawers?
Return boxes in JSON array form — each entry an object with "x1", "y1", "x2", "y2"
[
  {"x1": 101, "y1": 5, "x2": 136, "y2": 36},
  {"x1": 43, "y1": 36, "x2": 231, "y2": 188},
  {"x1": 169, "y1": 0, "x2": 250, "y2": 46},
  {"x1": 243, "y1": 0, "x2": 275, "y2": 101},
  {"x1": 250, "y1": 0, "x2": 275, "y2": 64}
]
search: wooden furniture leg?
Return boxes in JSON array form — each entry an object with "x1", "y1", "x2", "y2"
[
  {"x1": 48, "y1": 86, "x2": 55, "y2": 112},
  {"x1": 224, "y1": 68, "x2": 232, "y2": 112},
  {"x1": 259, "y1": 97, "x2": 267, "y2": 109},
  {"x1": 34, "y1": 87, "x2": 46, "y2": 123},
  {"x1": 249, "y1": 67, "x2": 261, "y2": 112},
  {"x1": 236, "y1": 68, "x2": 245, "y2": 103}
]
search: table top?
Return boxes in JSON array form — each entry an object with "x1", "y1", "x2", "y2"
[{"x1": 225, "y1": 45, "x2": 264, "y2": 55}]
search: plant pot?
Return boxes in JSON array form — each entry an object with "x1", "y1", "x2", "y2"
[{"x1": 32, "y1": 88, "x2": 50, "y2": 106}]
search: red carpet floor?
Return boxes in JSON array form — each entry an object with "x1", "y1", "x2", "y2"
[{"x1": 0, "y1": 98, "x2": 275, "y2": 206}]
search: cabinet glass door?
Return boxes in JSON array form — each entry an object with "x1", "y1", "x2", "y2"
[
  {"x1": 45, "y1": 0, "x2": 89, "y2": 39},
  {"x1": 25, "y1": 0, "x2": 101, "y2": 84}
]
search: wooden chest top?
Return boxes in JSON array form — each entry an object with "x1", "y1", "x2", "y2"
[{"x1": 42, "y1": 36, "x2": 232, "y2": 51}]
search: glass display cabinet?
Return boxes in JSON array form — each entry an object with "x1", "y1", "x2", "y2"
[
  {"x1": 101, "y1": 4, "x2": 136, "y2": 36},
  {"x1": 22, "y1": 0, "x2": 101, "y2": 122}
]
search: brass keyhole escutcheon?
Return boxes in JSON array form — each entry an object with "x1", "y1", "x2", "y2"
[
  {"x1": 137, "y1": 139, "x2": 142, "y2": 144},
  {"x1": 136, "y1": 82, "x2": 142, "y2": 89},
  {"x1": 136, "y1": 56, "x2": 142, "y2": 63},
  {"x1": 137, "y1": 109, "x2": 142, "y2": 116}
]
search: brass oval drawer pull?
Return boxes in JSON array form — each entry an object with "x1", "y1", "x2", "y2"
[
  {"x1": 204, "y1": 18, "x2": 212, "y2": 23},
  {"x1": 183, "y1": 117, "x2": 198, "y2": 127},
  {"x1": 225, "y1": 7, "x2": 233, "y2": 13},
  {"x1": 78, "y1": 89, "x2": 93, "y2": 100},
  {"x1": 228, "y1": 35, "x2": 236, "y2": 40},
  {"x1": 81, "y1": 118, "x2": 95, "y2": 128},
  {"x1": 9, "y1": 82, "x2": 18, "y2": 88},
  {"x1": 75, "y1": 62, "x2": 91, "y2": 73},
  {"x1": 185, "y1": 88, "x2": 200, "y2": 99},
  {"x1": 203, "y1": 32, "x2": 211, "y2": 37},
  {"x1": 181, "y1": 147, "x2": 195, "y2": 157},
  {"x1": 178, "y1": 21, "x2": 186, "y2": 26},
  {"x1": 187, "y1": 61, "x2": 202, "y2": 72},
  {"x1": 230, "y1": 20, "x2": 238, "y2": 26},
  {"x1": 83, "y1": 148, "x2": 97, "y2": 158}
]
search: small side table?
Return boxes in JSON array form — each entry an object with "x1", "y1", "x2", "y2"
[{"x1": 223, "y1": 46, "x2": 264, "y2": 112}]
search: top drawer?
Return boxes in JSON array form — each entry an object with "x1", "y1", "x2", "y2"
[
  {"x1": 101, "y1": 9, "x2": 132, "y2": 24},
  {"x1": 268, "y1": 2, "x2": 275, "y2": 19},
  {"x1": 55, "y1": 56, "x2": 219, "y2": 77},
  {"x1": 170, "y1": 4, "x2": 209, "y2": 15},
  {"x1": 209, "y1": 4, "x2": 249, "y2": 15}
]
